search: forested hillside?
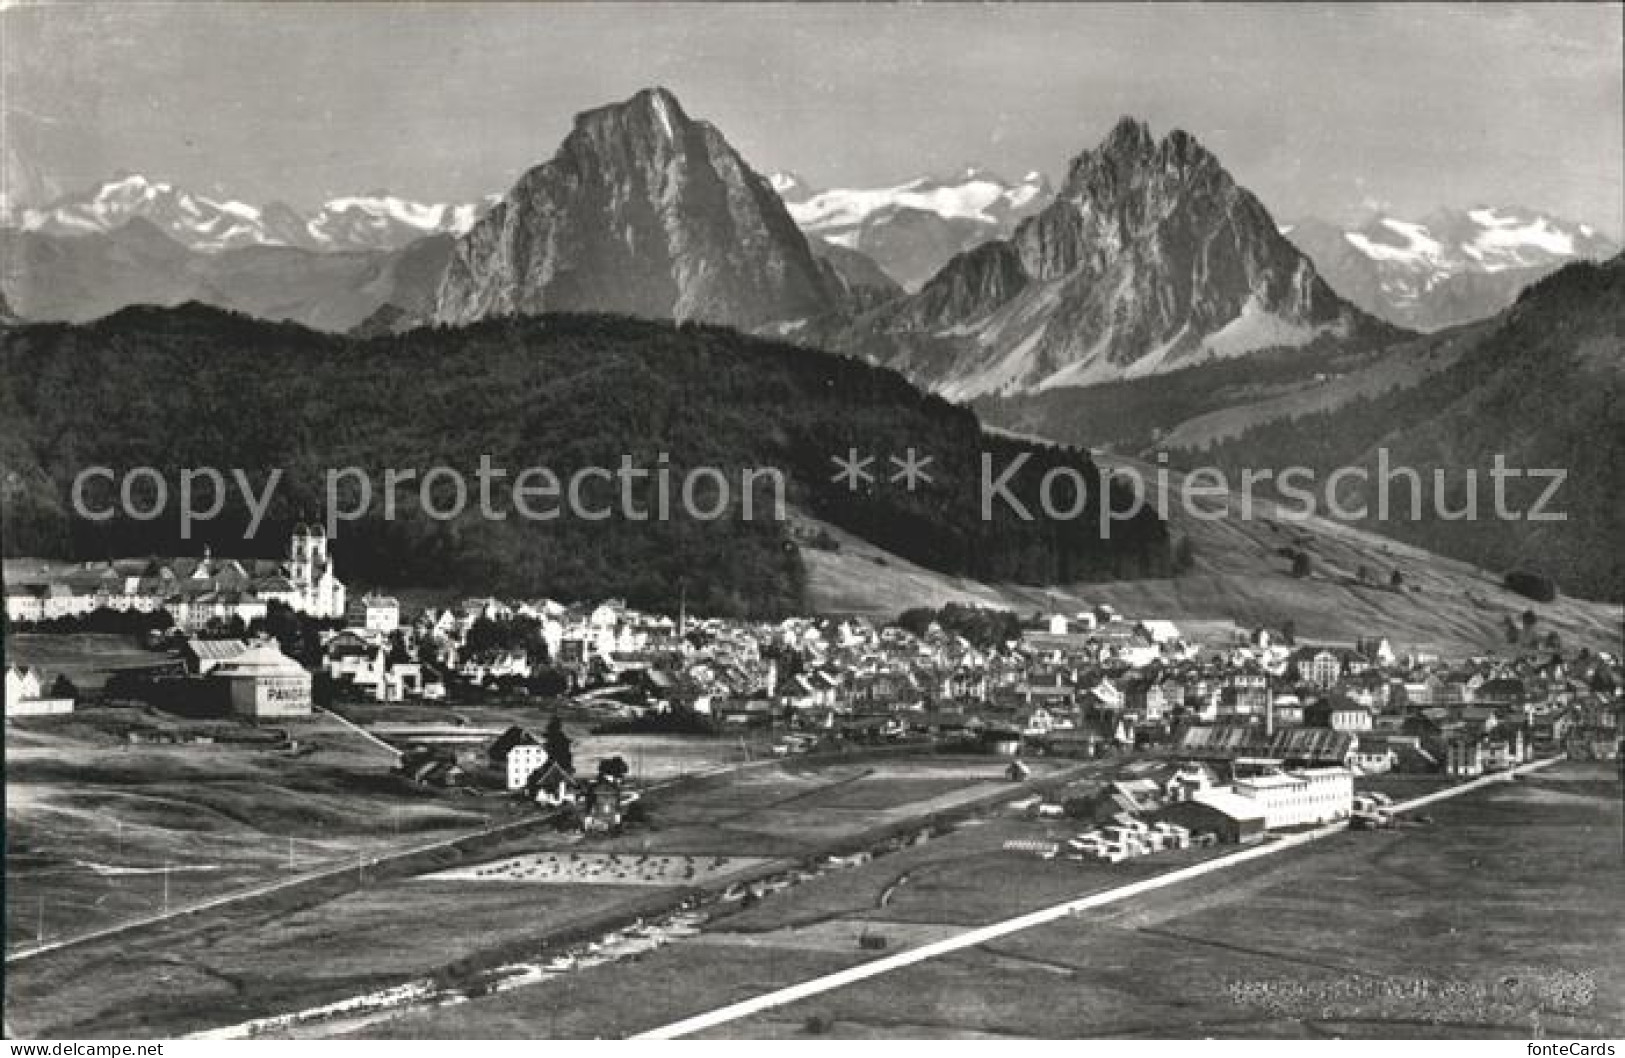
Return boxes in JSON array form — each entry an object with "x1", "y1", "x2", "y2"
[
  {"x1": 1168, "y1": 256, "x2": 1625, "y2": 601},
  {"x1": 0, "y1": 306, "x2": 1168, "y2": 617}
]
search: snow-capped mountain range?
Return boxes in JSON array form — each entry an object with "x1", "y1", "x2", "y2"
[
  {"x1": 2, "y1": 173, "x2": 493, "y2": 254},
  {"x1": 770, "y1": 167, "x2": 1052, "y2": 291},
  {"x1": 1284, "y1": 207, "x2": 1618, "y2": 331}
]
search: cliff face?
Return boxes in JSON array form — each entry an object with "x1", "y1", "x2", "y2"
[{"x1": 435, "y1": 88, "x2": 834, "y2": 329}]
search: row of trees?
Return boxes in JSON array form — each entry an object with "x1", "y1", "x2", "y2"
[{"x1": 893, "y1": 603, "x2": 1022, "y2": 650}]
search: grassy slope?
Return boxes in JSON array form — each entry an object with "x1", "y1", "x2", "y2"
[{"x1": 1158, "y1": 324, "x2": 1487, "y2": 452}]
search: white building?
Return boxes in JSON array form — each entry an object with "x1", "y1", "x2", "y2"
[
  {"x1": 4, "y1": 585, "x2": 45, "y2": 623},
  {"x1": 349, "y1": 593, "x2": 401, "y2": 635},
  {"x1": 506, "y1": 744, "x2": 551, "y2": 790},
  {"x1": 5, "y1": 665, "x2": 74, "y2": 717},
  {"x1": 5, "y1": 665, "x2": 42, "y2": 703},
  {"x1": 1137, "y1": 620, "x2": 1182, "y2": 644},
  {"x1": 1231, "y1": 767, "x2": 1353, "y2": 829},
  {"x1": 1305, "y1": 650, "x2": 1342, "y2": 690}
]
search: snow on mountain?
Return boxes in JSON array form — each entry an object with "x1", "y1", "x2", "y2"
[
  {"x1": 1286, "y1": 206, "x2": 1618, "y2": 330},
  {"x1": 14, "y1": 174, "x2": 272, "y2": 251},
  {"x1": 787, "y1": 166, "x2": 1049, "y2": 233},
  {"x1": 10, "y1": 174, "x2": 491, "y2": 253},
  {"x1": 769, "y1": 166, "x2": 1052, "y2": 290},
  {"x1": 768, "y1": 171, "x2": 816, "y2": 204},
  {"x1": 304, "y1": 194, "x2": 490, "y2": 252}
]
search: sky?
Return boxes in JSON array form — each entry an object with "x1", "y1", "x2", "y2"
[{"x1": 2, "y1": 2, "x2": 1621, "y2": 233}]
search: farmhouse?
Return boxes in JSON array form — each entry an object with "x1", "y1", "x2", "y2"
[{"x1": 5, "y1": 665, "x2": 74, "y2": 717}]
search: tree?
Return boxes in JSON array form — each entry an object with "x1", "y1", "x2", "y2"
[
  {"x1": 1521, "y1": 609, "x2": 1538, "y2": 631},
  {"x1": 1281, "y1": 619, "x2": 1298, "y2": 646},
  {"x1": 1172, "y1": 536, "x2": 1196, "y2": 574},
  {"x1": 465, "y1": 617, "x2": 504, "y2": 659},
  {"x1": 1356, "y1": 564, "x2": 1372, "y2": 585},
  {"x1": 1505, "y1": 569, "x2": 1557, "y2": 603},
  {"x1": 597, "y1": 756, "x2": 630, "y2": 784},
  {"x1": 48, "y1": 674, "x2": 78, "y2": 700},
  {"x1": 202, "y1": 615, "x2": 247, "y2": 640},
  {"x1": 387, "y1": 630, "x2": 414, "y2": 665},
  {"x1": 543, "y1": 715, "x2": 574, "y2": 775},
  {"x1": 1291, "y1": 551, "x2": 1314, "y2": 578},
  {"x1": 1389, "y1": 569, "x2": 1404, "y2": 590}
]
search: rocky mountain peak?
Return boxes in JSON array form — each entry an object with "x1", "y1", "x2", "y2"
[
  {"x1": 841, "y1": 117, "x2": 1379, "y2": 397},
  {"x1": 433, "y1": 87, "x2": 834, "y2": 329},
  {"x1": 1101, "y1": 115, "x2": 1155, "y2": 156}
]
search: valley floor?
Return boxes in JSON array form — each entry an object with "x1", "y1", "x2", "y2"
[{"x1": 351, "y1": 761, "x2": 1625, "y2": 1040}]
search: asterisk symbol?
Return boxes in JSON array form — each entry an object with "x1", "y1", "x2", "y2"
[
  {"x1": 889, "y1": 448, "x2": 934, "y2": 491},
  {"x1": 831, "y1": 448, "x2": 875, "y2": 491}
]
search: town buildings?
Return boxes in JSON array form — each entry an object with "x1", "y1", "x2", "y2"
[{"x1": 4, "y1": 528, "x2": 347, "y2": 627}]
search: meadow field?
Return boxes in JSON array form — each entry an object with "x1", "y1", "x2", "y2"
[
  {"x1": 349, "y1": 761, "x2": 1624, "y2": 1040},
  {"x1": 3, "y1": 751, "x2": 1073, "y2": 1038}
]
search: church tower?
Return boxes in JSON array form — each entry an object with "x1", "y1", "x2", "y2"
[{"x1": 290, "y1": 525, "x2": 313, "y2": 588}]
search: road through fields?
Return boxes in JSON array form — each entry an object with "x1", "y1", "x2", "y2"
[{"x1": 632, "y1": 756, "x2": 1561, "y2": 1039}]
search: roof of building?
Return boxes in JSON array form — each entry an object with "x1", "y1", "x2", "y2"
[
  {"x1": 1190, "y1": 789, "x2": 1268, "y2": 822},
  {"x1": 1175, "y1": 724, "x2": 1353, "y2": 765},
  {"x1": 213, "y1": 643, "x2": 307, "y2": 676},
  {"x1": 184, "y1": 639, "x2": 252, "y2": 662},
  {"x1": 1235, "y1": 773, "x2": 1306, "y2": 790}
]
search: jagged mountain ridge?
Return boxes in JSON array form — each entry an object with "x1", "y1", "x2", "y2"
[
  {"x1": 822, "y1": 118, "x2": 1391, "y2": 400},
  {"x1": 1285, "y1": 208, "x2": 1619, "y2": 332},
  {"x1": 434, "y1": 88, "x2": 835, "y2": 330}
]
